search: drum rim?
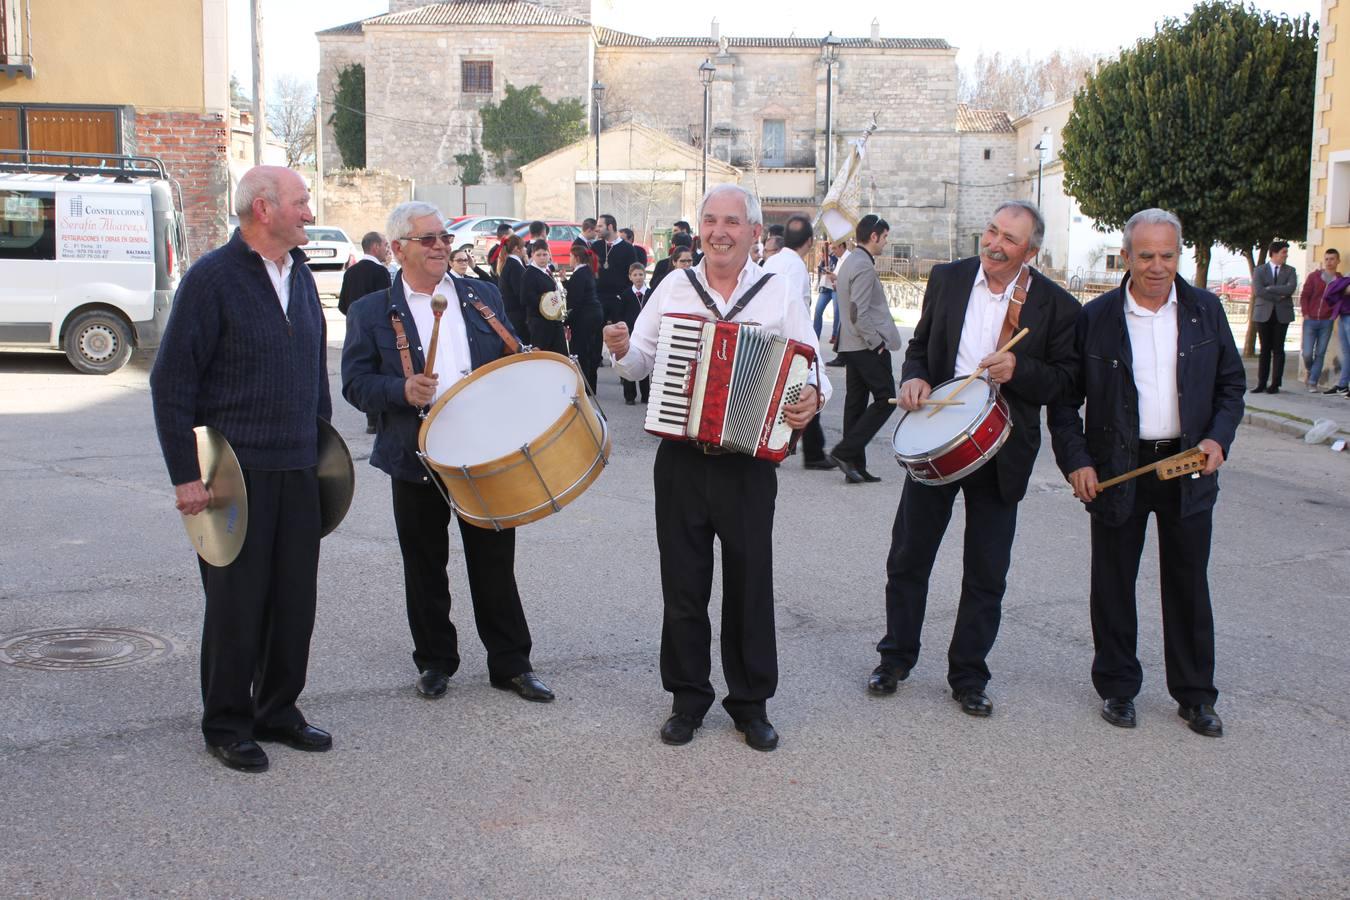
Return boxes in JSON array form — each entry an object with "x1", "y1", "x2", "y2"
[
  {"x1": 418, "y1": 350, "x2": 582, "y2": 468},
  {"x1": 892, "y1": 375, "x2": 1001, "y2": 462}
]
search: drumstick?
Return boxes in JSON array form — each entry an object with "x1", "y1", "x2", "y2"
[
  {"x1": 926, "y1": 327, "x2": 1030, "y2": 418},
  {"x1": 424, "y1": 294, "x2": 449, "y2": 379},
  {"x1": 887, "y1": 398, "x2": 966, "y2": 407}
]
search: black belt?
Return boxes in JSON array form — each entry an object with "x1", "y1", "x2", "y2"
[{"x1": 1138, "y1": 438, "x2": 1180, "y2": 454}]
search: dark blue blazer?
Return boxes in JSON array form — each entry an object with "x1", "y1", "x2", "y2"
[
  {"x1": 341, "y1": 272, "x2": 518, "y2": 483},
  {"x1": 1049, "y1": 274, "x2": 1245, "y2": 526}
]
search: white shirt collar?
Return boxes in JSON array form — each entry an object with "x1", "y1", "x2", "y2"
[
  {"x1": 694, "y1": 255, "x2": 762, "y2": 289},
  {"x1": 360, "y1": 253, "x2": 384, "y2": 266},
  {"x1": 406, "y1": 274, "x2": 455, "y2": 300},
  {"x1": 1125, "y1": 281, "x2": 1178, "y2": 315},
  {"x1": 973, "y1": 263, "x2": 1024, "y2": 299}
]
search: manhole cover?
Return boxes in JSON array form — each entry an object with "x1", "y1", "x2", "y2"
[{"x1": 0, "y1": 628, "x2": 172, "y2": 671}]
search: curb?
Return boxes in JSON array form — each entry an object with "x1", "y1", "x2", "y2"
[{"x1": 1242, "y1": 407, "x2": 1349, "y2": 446}]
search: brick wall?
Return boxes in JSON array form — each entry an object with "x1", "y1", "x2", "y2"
[{"x1": 133, "y1": 110, "x2": 230, "y2": 262}]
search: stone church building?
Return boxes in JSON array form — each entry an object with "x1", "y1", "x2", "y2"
[{"x1": 318, "y1": 0, "x2": 1015, "y2": 261}]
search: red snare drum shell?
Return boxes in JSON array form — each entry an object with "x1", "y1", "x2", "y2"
[{"x1": 892, "y1": 380, "x2": 1013, "y2": 486}]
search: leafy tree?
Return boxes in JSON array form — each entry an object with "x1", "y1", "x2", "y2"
[
  {"x1": 328, "y1": 64, "x2": 366, "y2": 169},
  {"x1": 455, "y1": 151, "x2": 484, "y2": 186},
  {"x1": 1061, "y1": 1, "x2": 1317, "y2": 303},
  {"x1": 479, "y1": 84, "x2": 586, "y2": 177},
  {"x1": 229, "y1": 74, "x2": 251, "y2": 106}
]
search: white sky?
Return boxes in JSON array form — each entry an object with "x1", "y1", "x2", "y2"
[{"x1": 231, "y1": 0, "x2": 1321, "y2": 89}]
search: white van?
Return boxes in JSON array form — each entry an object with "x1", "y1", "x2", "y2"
[{"x1": 0, "y1": 151, "x2": 186, "y2": 374}]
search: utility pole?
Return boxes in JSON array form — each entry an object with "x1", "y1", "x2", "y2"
[
  {"x1": 251, "y1": 0, "x2": 265, "y2": 166},
  {"x1": 313, "y1": 95, "x2": 324, "y2": 223}
]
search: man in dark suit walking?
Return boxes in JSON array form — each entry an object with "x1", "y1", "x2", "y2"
[
  {"x1": 338, "y1": 232, "x2": 391, "y2": 315},
  {"x1": 867, "y1": 201, "x2": 1079, "y2": 717},
  {"x1": 1250, "y1": 240, "x2": 1297, "y2": 394},
  {"x1": 1050, "y1": 208, "x2": 1244, "y2": 737}
]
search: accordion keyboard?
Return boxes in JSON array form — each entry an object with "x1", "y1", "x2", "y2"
[{"x1": 644, "y1": 315, "x2": 707, "y2": 438}]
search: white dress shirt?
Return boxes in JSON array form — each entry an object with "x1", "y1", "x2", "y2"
[
  {"x1": 614, "y1": 256, "x2": 831, "y2": 404},
  {"x1": 954, "y1": 264, "x2": 1024, "y2": 377},
  {"x1": 253, "y1": 249, "x2": 294, "y2": 316},
  {"x1": 760, "y1": 247, "x2": 813, "y2": 311},
  {"x1": 1125, "y1": 282, "x2": 1182, "y2": 440},
  {"x1": 406, "y1": 275, "x2": 472, "y2": 403}
]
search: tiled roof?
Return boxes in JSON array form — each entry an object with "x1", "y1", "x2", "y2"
[
  {"x1": 595, "y1": 27, "x2": 950, "y2": 50},
  {"x1": 956, "y1": 104, "x2": 1014, "y2": 134},
  {"x1": 364, "y1": 1, "x2": 590, "y2": 28},
  {"x1": 317, "y1": 20, "x2": 364, "y2": 36}
]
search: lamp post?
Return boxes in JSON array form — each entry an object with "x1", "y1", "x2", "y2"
[
  {"x1": 592, "y1": 80, "x2": 605, "y2": 220},
  {"x1": 1033, "y1": 135, "x2": 1049, "y2": 209},
  {"x1": 822, "y1": 33, "x2": 841, "y2": 195},
  {"x1": 699, "y1": 59, "x2": 716, "y2": 199}
]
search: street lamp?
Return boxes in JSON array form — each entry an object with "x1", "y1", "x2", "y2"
[
  {"x1": 1033, "y1": 133, "x2": 1050, "y2": 209},
  {"x1": 821, "y1": 33, "x2": 842, "y2": 196},
  {"x1": 699, "y1": 58, "x2": 716, "y2": 199},
  {"x1": 592, "y1": 80, "x2": 605, "y2": 220}
]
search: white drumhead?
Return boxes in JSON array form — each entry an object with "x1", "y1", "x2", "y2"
[
  {"x1": 892, "y1": 377, "x2": 993, "y2": 456},
  {"x1": 425, "y1": 356, "x2": 580, "y2": 465}
]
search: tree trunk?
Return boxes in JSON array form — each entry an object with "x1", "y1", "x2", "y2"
[
  {"x1": 1193, "y1": 243, "x2": 1212, "y2": 293},
  {"x1": 1241, "y1": 244, "x2": 1269, "y2": 357}
]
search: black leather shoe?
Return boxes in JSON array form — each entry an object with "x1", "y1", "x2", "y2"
[
  {"x1": 1250, "y1": 385, "x2": 1266, "y2": 393},
  {"x1": 1267, "y1": 386, "x2": 1280, "y2": 395},
  {"x1": 858, "y1": 468, "x2": 882, "y2": 483},
  {"x1": 825, "y1": 357, "x2": 847, "y2": 367},
  {"x1": 1178, "y1": 703, "x2": 1223, "y2": 737},
  {"x1": 624, "y1": 398, "x2": 636, "y2": 406},
  {"x1": 867, "y1": 662, "x2": 909, "y2": 695},
  {"x1": 491, "y1": 671, "x2": 555, "y2": 702},
  {"x1": 829, "y1": 453, "x2": 865, "y2": 484},
  {"x1": 952, "y1": 687, "x2": 993, "y2": 717},
  {"x1": 416, "y1": 668, "x2": 449, "y2": 699},
  {"x1": 207, "y1": 739, "x2": 268, "y2": 772},
  {"x1": 1101, "y1": 697, "x2": 1137, "y2": 728},
  {"x1": 659, "y1": 713, "x2": 702, "y2": 745},
  {"x1": 803, "y1": 457, "x2": 837, "y2": 470},
  {"x1": 254, "y1": 722, "x2": 332, "y2": 752},
  {"x1": 735, "y1": 717, "x2": 779, "y2": 751}
]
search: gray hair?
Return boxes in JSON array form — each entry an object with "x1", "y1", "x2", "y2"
[
  {"x1": 992, "y1": 200, "x2": 1046, "y2": 250},
  {"x1": 235, "y1": 167, "x2": 283, "y2": 221},
  {"x1": 1122, "y1": 208, "x2": 1183, "y2": 253},
  {"x1": 698, "y1": 183, "x2": 763, "y2": 227},
  {"x1": 386, "y1": 201, "x2": 443, "y2": 243}
]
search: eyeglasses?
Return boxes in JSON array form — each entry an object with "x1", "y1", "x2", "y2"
[
  {"x1": 400, "y1": 232, "x2": 453, "y2": 248},
  {"x1": 673, "y1": 257, "x2": 693, "y2": 267},
  {"x1": 451, "y1": 255, "x2": 471, "y2": 264}
]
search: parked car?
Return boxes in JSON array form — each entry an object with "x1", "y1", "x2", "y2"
[
  {"x1": 301, "y1": 225, "x2": 357, "y2": 271},
  {"x1": 481, "y1": 221, "x2": 650, "y2": 270},
  {"x1": 0, "y1": 150, "x2": 186, "y2": 374},
  {"x1": 446, "y1": 215, "x2": 518, "y2": 255},
  {"x1": 1218, "y1": 276, "x2": 1251, "y2": 302}
]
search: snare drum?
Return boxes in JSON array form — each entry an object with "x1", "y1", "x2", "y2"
[
  {"x1": 418, "y1": 351, "x2": 610, "y2": 529},
  {"x1": 892, "y1": 376, "x2": 1011, "y2": 485}
]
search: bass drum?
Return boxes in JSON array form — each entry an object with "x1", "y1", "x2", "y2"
[{"x1": 418, "y1": 351, "x2": 610, "y2": 529}]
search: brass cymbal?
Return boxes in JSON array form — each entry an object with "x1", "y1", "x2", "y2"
[
  {"x1": 183, "y1": 426, "x2": 248, "y2": 567},
  {"x1": 316, "y1": 417, "x2": 355, "y2": 537}
]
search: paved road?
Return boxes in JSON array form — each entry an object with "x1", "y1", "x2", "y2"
[{"x1": 0, "y1": 326, "x2": 1346, "y2": 897}]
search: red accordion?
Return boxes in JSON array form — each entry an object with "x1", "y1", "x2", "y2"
[{"x1": 643, "y1": 313, "x2": 816, "y2": 461}]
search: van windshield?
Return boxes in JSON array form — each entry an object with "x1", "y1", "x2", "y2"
[{"x1": 305, "y1": 227, "x2": 348, "y2": 242}]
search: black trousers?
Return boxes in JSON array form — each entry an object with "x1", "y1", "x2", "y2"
[
  {"x1": 877, "y1": 462, "x2": 1018, "y2": 691},
  {"x1": 1255, "y1": 318, "x2": 1289, "y2": 388},
  {"x1": 654, "y1": 441, "x2": 778, "y2": 721},
  {"x1": 1089, "y1": 444, "x2": 1217, "y2": 707},
  {"x1": 569, "y1": 304, "x2": 603, "y2": 395},
  {"x1": 390, "y1": 477, "x2": 532, "y2": 681},
  {"x1": 801, "y1": 413, "x2": 826, "y2": 461},
  {"x1": 198, "y1": 467, "x2": 320, "y2": 747},
  {"x1": 831, "y1": 347, "x2": 896, "y2": 469}
]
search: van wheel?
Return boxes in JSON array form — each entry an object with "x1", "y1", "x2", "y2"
[{"x1": 64, "y1": 311, "x2": 134, "y2": 375}]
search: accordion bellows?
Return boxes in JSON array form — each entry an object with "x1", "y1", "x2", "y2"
[{"x1": 644, "y1": 313, "x2": 815, "y2": 461}]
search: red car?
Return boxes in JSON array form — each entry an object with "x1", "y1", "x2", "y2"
[
  {"x1": 1218, "y1": 276, "x2": 1252, "y2": 302},
  {"x1": 476, "y1": 220, "x2": 650, "y2": 270}
]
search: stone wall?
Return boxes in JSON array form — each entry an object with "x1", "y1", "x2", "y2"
[
  {"x1": 133, "y1": 110, "x2": 229, "y2": 262},
  {"x1": 957, "y1": 132, "x2": 1018, "y2": 259},
  {"x1": 317, "y1": 34, "x2": 366, "y2": 172},
  {"x1": 362, "y1": 25, "x2": 592, "y2": 186},
  {"x1": 321, "y1": 169, "x2": 415, "y2": 243}
]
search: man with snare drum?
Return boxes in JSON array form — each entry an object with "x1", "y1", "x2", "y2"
[
  {"x1": 868, "y1": 200, "x2": 1079, "y2": 717},
  {"x1": 341, "y1": 201, "x2": 554, "y2": 704}
]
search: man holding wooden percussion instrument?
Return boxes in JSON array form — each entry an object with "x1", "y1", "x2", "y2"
[
  {"x1": 151, "y1": 166, "x2": 333, "y2": 773},
  {"x1": 341, "y1": 201, "x2": 554, "y2": 705},
  {"x1": 869, "y1": 200, "x2": 1080, "y2": 718},
  {"x1": 1049, "y1": 209, "x2": 1244, "y2": 737}
]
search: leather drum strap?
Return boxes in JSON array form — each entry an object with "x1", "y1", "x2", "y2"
[
  {"x1": 998, "y1": 266, "x2": 1034, "y2": 348},
  {"x1": 469, "y1": 299, "x2": 523, "y2": 355},
  {"x1": 389, "y1": 312, "x2": 416, "y2": 377}
]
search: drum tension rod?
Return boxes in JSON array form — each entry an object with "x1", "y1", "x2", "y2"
[
  {"x1": 459, "y1": 463, "x2": 504, "y2": 531},
  {"x1": 519, "y1": 445, "x2": 563, "y2": 514}
]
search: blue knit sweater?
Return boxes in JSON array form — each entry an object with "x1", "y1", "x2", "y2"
[{"x1": 150, "y1": 229, "x2": 332, "y2": 485}]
